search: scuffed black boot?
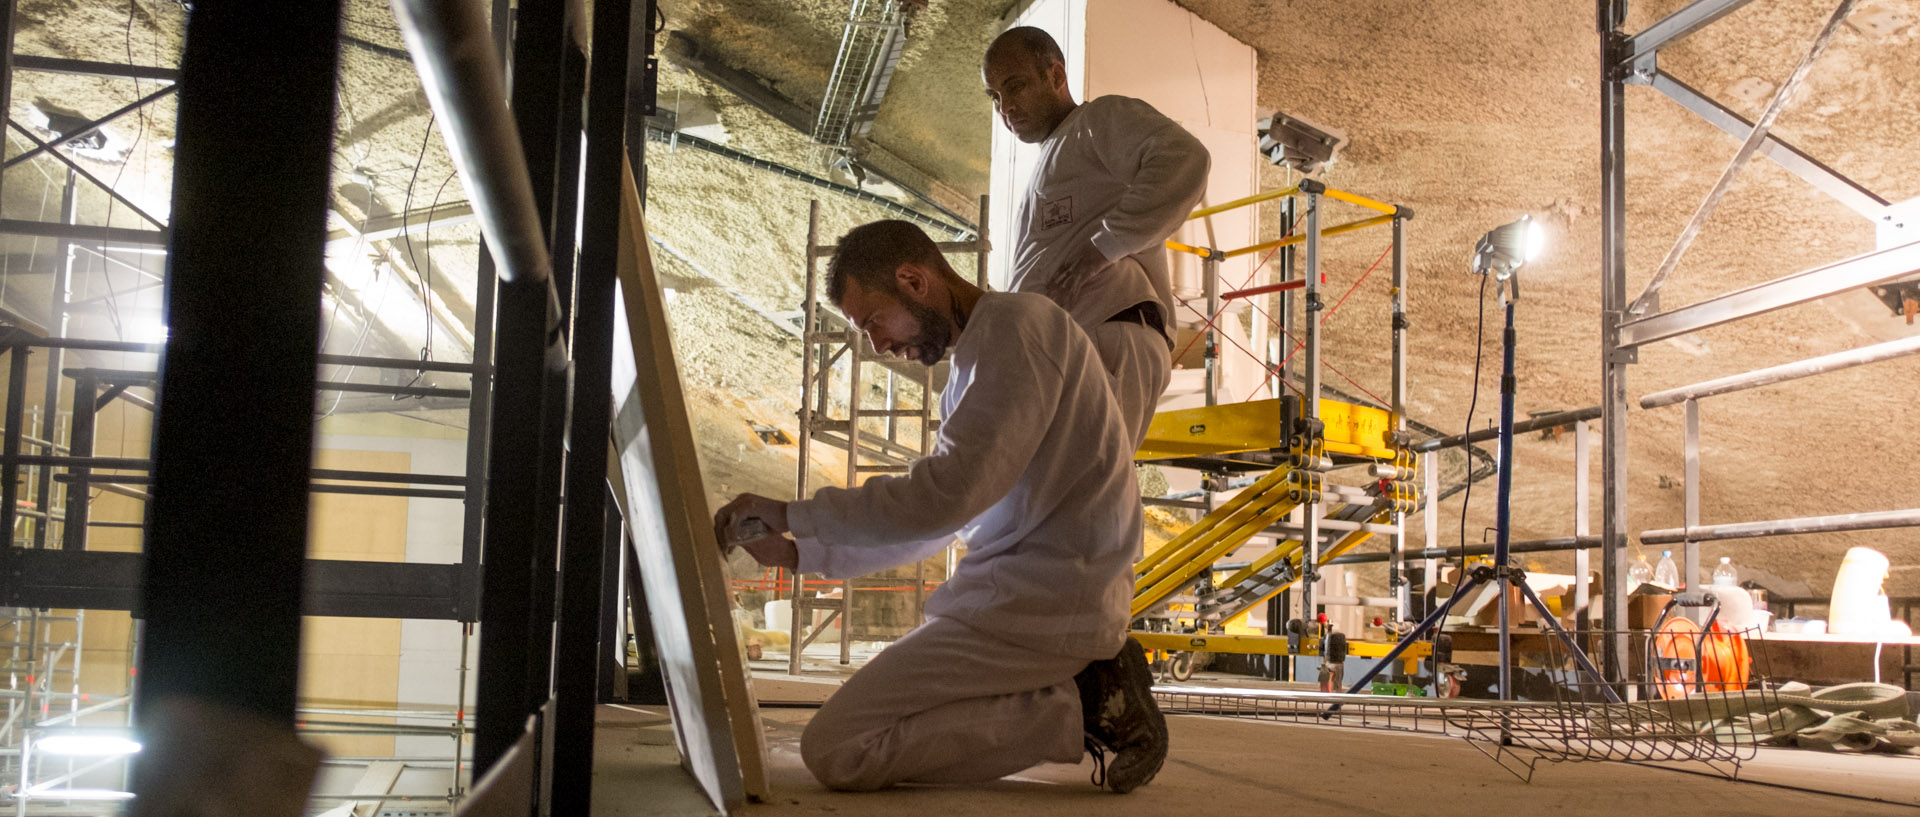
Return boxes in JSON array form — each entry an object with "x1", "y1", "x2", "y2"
[{"x1": 1072, "y1": 637, "x2": 1168, "y2": 793}]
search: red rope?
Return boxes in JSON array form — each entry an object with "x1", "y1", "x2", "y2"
[
  {"x1": 1171, "y1": 213, "x2": 1305, "y2": 364},
  {"x1": 1180, "y1": 241, "x2": 1395, "y2": 407}
]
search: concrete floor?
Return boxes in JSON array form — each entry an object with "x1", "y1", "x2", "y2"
[{"x1": 591, "y1": 692, "x2": 1920, "y2": 817}]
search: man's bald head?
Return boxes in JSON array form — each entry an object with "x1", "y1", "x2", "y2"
[
  {"x1": 982, "y1": 26, "x2": 1076, "y2": 143},
  {"x1": 986, "y1": 26, "x2": 1065, "y2": 73}
]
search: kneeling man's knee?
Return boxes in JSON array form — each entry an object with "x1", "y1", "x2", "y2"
[{"x1": 801, "y1": 711, "x2": 887, "y2": 791}]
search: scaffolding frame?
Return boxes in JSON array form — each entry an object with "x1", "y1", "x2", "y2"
[
  {"x1": 787, "y1": 196, "x2": 990, "y2": 674},
  {"x1": 1138, "y1": 180, "x2": 1419, "y2": 667},
  {"x1": 1598, "y1": 0, "x2": 1920, "y2": 675}
]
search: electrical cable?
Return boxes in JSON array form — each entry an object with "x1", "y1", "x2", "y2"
[
  {"x1": 397, "y1": 169, "x2": 460, "y2": 397},
  {"x1": 1457, "y1": 273, "x2": 1491, "y2": 562},
  {"x1": 400, "y1": 112, "x2": 437, "y2": 363}
]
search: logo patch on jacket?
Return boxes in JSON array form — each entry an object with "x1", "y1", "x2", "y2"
[{"x1": 1042, "y1": 196, "x2": 1073, "y2": 228}]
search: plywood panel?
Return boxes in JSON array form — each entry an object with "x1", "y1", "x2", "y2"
[
  {"x1": 610, "y1": 155, "x2": 768, "y2": 812},
  {"x1": 309, "y1": 449, "x2": 411, "y2": 562},
  {"x1": 299, "y1": 449, "x2": 410, "y2": 757}
]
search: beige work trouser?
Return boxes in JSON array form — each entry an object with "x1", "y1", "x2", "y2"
[
  {"x1": 800, "y1": 616, "x2": 1090, "y2": 791},
  {"x1": 1086, "y1": 318, "x2": 1173, "y2": 452}
]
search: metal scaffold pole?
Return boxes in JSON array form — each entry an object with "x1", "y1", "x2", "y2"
[{"x1": 1598, "y1": 0, "x2": 1632, "y2": 680}]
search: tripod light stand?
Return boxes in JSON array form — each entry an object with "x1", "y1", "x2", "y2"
[{"x1": 1338, "y1": 216, "x2": 1619, "y2": 704}]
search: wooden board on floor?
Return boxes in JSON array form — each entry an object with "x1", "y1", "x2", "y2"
[{"x1": 607, "y1": 154, "x2": 769, "y2": 812}]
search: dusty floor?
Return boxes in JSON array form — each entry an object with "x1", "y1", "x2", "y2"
[{"x1": 592, "y1": 700, "x2": 1920, "y2": 816}]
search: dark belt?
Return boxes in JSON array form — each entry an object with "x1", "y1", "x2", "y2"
[{"x1": 1105, "y1": 301, "x2": 1166, "y2": 336}]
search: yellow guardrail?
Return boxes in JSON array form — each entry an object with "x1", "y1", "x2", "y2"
[
  {"x1": 1187, "y1": 186, "x2": 1299, "y2": 221},
  {"x1": 1168, "y1": 186, "x2": 1398, "y2": 260}
]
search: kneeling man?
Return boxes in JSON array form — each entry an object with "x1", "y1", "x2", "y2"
[{"x1": 717, "y1": 219, "x2": 1167, "y2": 793}]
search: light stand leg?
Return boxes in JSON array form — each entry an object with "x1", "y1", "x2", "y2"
[
  {"x1": 1517, "y1": 582, "x2": 1621, "y2": 703},
  {"x1": 1336, "y1": 571, "x2": 1487, "y2": 703}
]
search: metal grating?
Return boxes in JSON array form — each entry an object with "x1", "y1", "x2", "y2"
[{"x1": 811, "y1": 0, "x2": 912, "y2": 165}]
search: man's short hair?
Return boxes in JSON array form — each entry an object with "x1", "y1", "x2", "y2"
[
  {"x1": 989, "y1": 26, "x2": 1065, "y2": 71},
  {"x1": 826, "y1": 220, "x2": 951, "y2": 304}
]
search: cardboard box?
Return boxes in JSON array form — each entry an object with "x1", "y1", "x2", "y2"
[{"x1": 1628, "y1": 591, "x2": 1674, "y2": 630}]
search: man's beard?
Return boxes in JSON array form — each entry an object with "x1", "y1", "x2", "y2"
[{"x1": 901, "y1": 296, "x2": 954, "y2": 365}]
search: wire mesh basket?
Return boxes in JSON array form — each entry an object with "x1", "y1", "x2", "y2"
[
  {"x1": 1153, "y1": 607, "x2": 1785, "y2": 781},
  {"x1": 1528, "y1": 617, "x2": 1779, "y2": 776}
]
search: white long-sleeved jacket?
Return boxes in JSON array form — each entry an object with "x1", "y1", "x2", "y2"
[
  {"x1": 786, "y1": 293, "x2": 1140, "y2": 660},
  {"x1": 1009, "y1": 95, "x2": 1211, "y2": 339}
]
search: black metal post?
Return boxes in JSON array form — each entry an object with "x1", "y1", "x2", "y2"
[
  {"x1": 597, "y1": 488, "x2": 625, "y2": 701},
  {"x1": 61, "y1": 371, "x2": 95, "y2": 551},
  {"x1": 548, "y1": 25, "x2": 588, "y2": 330},
  {"x1": 625, "y1": 0, "x2": 660, "y2": 195},
  {"x1": 0, "y1": 0, "x2": 16, "y2": 208},
  {"x1": 131, "y1": 0, "x2": 341, "y2": 755},
  {"x1": 471, "y1": 0, "x2": 570, "y2": 776},
  {"x1": 458, "y1": 252, "x2": 493, "y2": 621},
  {"x1": 1, "y1": 345, "x2": 29, "y2": 569},
  {"x1": 33, "y1": 170, "x2": 76, "y2": 549},
  {"x1": 551, "y1": 0, "x2": 631, "y2": 806},
  {"x1": 1599, "y1": 0, "x2": 1633, "y2": 680}
]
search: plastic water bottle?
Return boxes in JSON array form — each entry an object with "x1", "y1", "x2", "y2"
[
  {"x1": 1712, "y1": 556, "x2": 1737, "y2": 587},
  {"x1": 1654, "y1": 550, "x2": 1680, "y2": 590},
  {"x1": 1628, "y1": 553, "x2": 1654, "y2": 589}
]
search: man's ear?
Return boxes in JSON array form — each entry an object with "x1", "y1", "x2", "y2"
[
  {"x1": 1046, "y1": 58, "x2": 1069, "y2": 95},
  {"x1": 894, "y1": 262, "x2": 932, "y2": 299}
]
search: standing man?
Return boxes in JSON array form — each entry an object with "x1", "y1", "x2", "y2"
[
  {"x1": 716, "y1": 220, "x2": 1168, "y2": 793},
  {"x1": 984, "y1": 25, "x2": 1211, "y2": 448}
]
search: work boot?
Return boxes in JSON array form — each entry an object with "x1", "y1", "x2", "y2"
[{"x1": 1072, "y1": 637, "x2": 1168, "y2": 793}]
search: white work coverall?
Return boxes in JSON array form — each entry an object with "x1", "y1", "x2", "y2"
[
  {"x1": 786, "y1": 292, "x2": 1141, "y2": 791},
  {"x1": 1009, "y1": 95, "x2": 1211, "y2": 447}
]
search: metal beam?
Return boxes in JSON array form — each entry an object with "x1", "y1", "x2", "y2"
[
  {"x1": 1642, "y1": 508, "x2": 1920, "y2": 545},
  {"x1": 327, "y1": 201, "x2": 475, "y2": 244},
  {"x1": 13, "y1": 550, "x2": 464, "y2": 619},
  {"x1": 11, "y1": 53, "x2": 178, "y2": 81},
  {"x1": 1618, "y1": 239, "x2": 1920, "y2": 347},
  {"x1": 1323, "y1": 536, "x2": 1601, "y2": 566},
  {"x1": 7, "y1": 121, "x2": 168, "y2": 227},
  {"x1": 0, "y1": 219, "x2": 164, "y2": 244},
  {"x1": 1620, "y1": 0, "x2": 1757, "y2": 70},
  {"x1": 1649, "y1": 71, "x2": 1886, "y2": 220},
  {"x1": 1641, "y1": 333, "x2": 1920, "y2": 408},
  {"x1": 2, "y1": 83, "x2": 178, "y2": 168},
  {"x1": 1413, "y1": 406, "x2": 1601, "y2": 452},
  {"x1": 1628, "y1": 0, "x2": 1859, "y2": 317}
]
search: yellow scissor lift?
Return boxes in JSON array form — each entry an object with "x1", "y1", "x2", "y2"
[{"x1": 1133, "y1": 180, "x2": 1427, "y2": 672}]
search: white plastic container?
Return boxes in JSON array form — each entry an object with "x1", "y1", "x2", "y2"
[{"x1": 1828, "y1": 546, "x2": 1893, "y2": 636}]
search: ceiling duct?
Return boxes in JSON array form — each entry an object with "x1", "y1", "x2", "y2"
[{"x1": 811, "y1": 0, "x2": 920, "y2": 167}]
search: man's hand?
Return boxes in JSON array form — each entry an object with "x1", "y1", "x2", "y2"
[
  {"x1": 714, "y1": 493, "x2": 798, "y2": 570},
  {"x1": 1047, "y1": 239, "x2": 1113, "y2": 311}
]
